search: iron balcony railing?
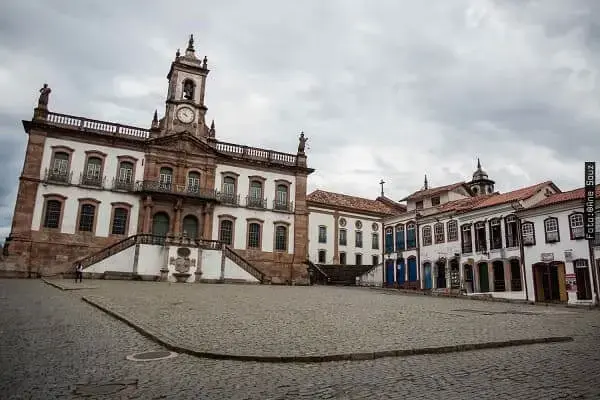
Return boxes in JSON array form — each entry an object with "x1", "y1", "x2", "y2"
[
  {"x1": 44, "y1": 168, "x2": 72, "y2": 184},
  {"x1": 112, "y1": 178, "x2": 135, "y2": 191},
  {"x1": 217, "y1": 192, "x2": 240, "y2": 206},
  {"x1": 272, "y1": 200, "x2": 294, "y2": 212},
  {"x1": 462, "y1": 242, "x2": 473, "y2": 254},
  {"x1": 79, "y1": 173, "x2": 105, "y2": 188},
  {"x1": 135, "y1": 180, "x2": 218, "y2": 200},
  {"x1": 246, "y1": 196, "x2": 267, "y2": 209}
]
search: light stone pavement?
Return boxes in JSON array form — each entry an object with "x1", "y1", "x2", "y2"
[
  {"x1": 75, "y1": 280, "x2": 597, "y2": 358},
  {"x1": 1, "y1": 279, "x2": 600, "y2": 399}
]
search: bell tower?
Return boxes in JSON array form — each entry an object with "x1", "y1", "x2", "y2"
[{"x1": 161, "y1": 34, "x2": 210, "y2": 137}]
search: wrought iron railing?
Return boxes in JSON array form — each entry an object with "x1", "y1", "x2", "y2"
[
  {"x1": 222, "y1": 245, "x2": 265, "y2": 283},
  {"x1": 246, "y1": 196, "x2": 267, "y2": 209},
  {"x1": 43, "y1": 168, "x2": 72, "y2": 184},
  {"x1": 272, "y1": 200, "x2": 294, "y2": 212},
  {"x1": 79, "y1": 173, "x2": 105, "y2": 188},
  {"x1": 135, "y1": 180, "x2": 218, "y2": 199},
  {"x1": 217, "y1": 192, "x2": 240, "y2": 206},
  {"x1": 462, "y1": 243, "x2": 473, "y2": 254},
  {"x1": 112, "y1": 178, "x2": 135, "y2": 191}
]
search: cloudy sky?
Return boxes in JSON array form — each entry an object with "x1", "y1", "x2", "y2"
[{"x1": 0, "y1": 0, "x2": 599, "y2": 241}]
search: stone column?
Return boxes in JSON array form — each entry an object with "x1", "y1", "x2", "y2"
[
  {"x1": 202, "y1": 204, "x2": 214, "y2": 239},
  {"x1": 333, "y1": 212, "x2": 340, "y2": 264},
  {"x1": 173, "y1": 199, "x2": 183, "y2": 235},
  {"x1": 142, "y1": 196, "x2": 153, "y2": 233}
]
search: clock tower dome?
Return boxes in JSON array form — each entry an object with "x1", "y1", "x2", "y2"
[{"x1": 160, "y1": 34, "x2": 210, "y2": 137}]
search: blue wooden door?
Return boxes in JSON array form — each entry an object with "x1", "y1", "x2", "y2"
[
  {"x1": 408, "y1": 258, "x2": 418, "y2": 282},
  {"x1": 385, "y1": 260, "x2": 395, "y2": 286},
  {"x1": 424, "y1": 263, "x2": 432, "y2": 289},
  {"x1": 396, "y1": 259, "x2": 405, "y2": 284}
]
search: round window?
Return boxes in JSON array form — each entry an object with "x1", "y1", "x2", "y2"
[
  {"x1": 372, "y1": 222, "x2": 378, "y2": 231},
  {"x1": 355, "y1": 220, "x2": 362, "y2": 229},
  {"x1": 339, "y1": 218, "x2": 347, "y2": 227}
]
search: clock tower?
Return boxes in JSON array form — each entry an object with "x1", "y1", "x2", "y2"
[{"x1": 161, "y1": 34, "x2": 210, "y2": 137}]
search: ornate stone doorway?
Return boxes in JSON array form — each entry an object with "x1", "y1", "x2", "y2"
[{"x1": 152, "y1": 212, "x2": 170, "y2": 237}]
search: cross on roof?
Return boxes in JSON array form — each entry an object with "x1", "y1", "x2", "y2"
[{"x1": 379, "y1": 179, "x2": 386, "y2": 197}]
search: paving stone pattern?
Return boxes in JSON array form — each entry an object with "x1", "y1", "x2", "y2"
[
  {"x1": 79, "y1": 281, "x2": 596, "y2": 357},
  {"x1": 2, "y1": 280, "x2": 600, "y2": 399}
]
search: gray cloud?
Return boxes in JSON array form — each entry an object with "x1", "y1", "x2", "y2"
[{"x1": 0, "y1": 0, "x2": 599, "y2": 241}]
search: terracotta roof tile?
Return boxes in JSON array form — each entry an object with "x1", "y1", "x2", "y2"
[
  {"x1": 470, "y1": 181, "x2": 555, "y2": 210},
  {"x1": 401, "y1": 181, "x2": 469, "y2": 201},
  {"x1": 435, "y1": 194, "x2": 497, "y2": 213},
  {"x1": 529, "y1": 184, "x2": 600, "y2": 208},
  {"x1": 307, "y1": 190, "x2": 403, "y2": 215}
]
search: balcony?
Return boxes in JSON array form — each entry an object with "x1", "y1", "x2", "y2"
[
  {"x1": 44, "y1": 168, "x2": 72, "y2": 184},
  {"x1": 272, "y1": 199, "x2": 294, "y2": 213},
  {"x1": 112, "y1": 178, "x2": 135, "y2": 191},
  {"x1": 79, "y1": 173, "x2": 105, "y2": 188},
  {"x1": 135, "y1": 180, "x2": 217, "y2": 200},
  {"x1": 246, "y1": 196, "x2": 267, "y2": 209},
  {"x1": 217, "y1": 192, "x2": 240, "y2": 206}
]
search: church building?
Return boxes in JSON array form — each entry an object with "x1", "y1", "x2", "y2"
[{"x1": 1, "y1": 35, "x2": 314, "y2": 284}]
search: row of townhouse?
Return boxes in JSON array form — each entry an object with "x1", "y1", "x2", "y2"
[{"x1": 374, "y1": 175, "x2": 600, "y2": 305}]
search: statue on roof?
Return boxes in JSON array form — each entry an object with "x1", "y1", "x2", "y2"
[
  {"x1": 298, "y1": 131, "x2": 308, "y2": 153},
  {"x1": 38, "y1": 83, "x2": 51, "y2": 109}
]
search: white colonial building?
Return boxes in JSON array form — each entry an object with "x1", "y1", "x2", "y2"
[
  {"x1": 517, "y1": 186, "x2": 600, "y2": 305},
  {"x1": 1, "y1": 35, "x2": 314, "y2": 284},
  {"x1": 307, "y1": 189, "x2": 404, "y2": 267}
]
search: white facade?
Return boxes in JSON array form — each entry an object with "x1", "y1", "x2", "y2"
[
  {"x1": 519, "y1": 200, "x2": 599, "y2": 305},
  {"x1": 308, "y1": 207, "x2": 383, "y2": 266},
  {"x1": 40, "y1": 137, "x2": 146, "y2": 185}
]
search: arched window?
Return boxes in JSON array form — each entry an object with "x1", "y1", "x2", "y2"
[
  {"x1": 152, "y1": 212, "x2": 170, "y2": 237},
  {"x1": 84, "y1": 157, "x2": 103, "y2": 185},
  {"x1": 569, "y1": 213, "x2": 584, "y2": 240},
  {"x1": 274, "y1": 225, "x2": 288, "y2": 251},
  {"x1": 182, "y1": 79, "x2": 195, "y2": 100},
  {"x1": 521, "y1": 222, "x2": 535, "y2": 245},
  {"x1": 384, "y1": 227, "x2": 394, "y2": 253},
  {"x1": 406, "y1": 222, "x2": 416, "y2": 248},
  {"x1": 395, "y1": 224, "x2": 405, "y2": 251},
  {"x1": 544, "y1": 217, "x2": 559, "y2": 243}
]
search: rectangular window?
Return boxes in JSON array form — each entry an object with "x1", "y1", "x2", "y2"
[
  {"x1": 461, "y1": 225, "x2": 473, "y2": 253},
  {"x1": 355, "y1": 231, "x2": 363, "y2": 248},
  {"x1": 416, "y1": 201, "x2": 424, "y2": 210},
  {"x1": 318, "y1": 226, "x2": 327, "y2": 243},
  {"x1": 395, "y1": 226, "x2": 405, "y2": 250},
  {"x1": 318, "y1": 250, "x2": 326, "y2": 263},
  {"x1": 78, "y1": 204, "x2": 96, "y2": 232},
  {"x1": 372, "y1": 255, "x2": 379, "y2": 266},
  {"x1": 474, "y1": 222, "x2": 486, "y2": 252},
  {"x1": 219, "y1": 220, "x2": 233, "y2": 245},
  {"x1": 489, "y1": 219, "x2": 502, "y2": 250},
  {"x1": 431, "y1": 197, "x2": 440, "y2": 206},
  {"x1": 385, "y1": 228, "x2": 394, "y2": 253},
  {"x1": 505, "y1": 216, "x2": 519, "y2": 247},
  {"x1": 406, "y1": 224, "x2": 416, "y2": 248},
  {"x1": 111, "y1": 208, "x2": 128, "y2": 235},
  {"x1": 371, "y1": 233, "x2": 379, "y2": 250},
  {"x1": 274, "y1": 225, "x2": 287, "y2": 251},
  {"x1": 339, "y1": 229, "x2": 347, "y2": 246},
  {"x1": 447, "y1": 221, "x2": 458, "y2": 242},
  {"x1": 434, "y1": 223, "x2": 444, "y2": 244},
  {"x1": 43, "y1": 200, "x2": 62, "y2": 229},
  {"x1": 355, "y1": 254, "x2": 362, "y2": 265},
  {"x1": 247, "y1": 223, "x2": 261, "y2": 248},
  {"x1": 339, "y1": 252, "x2": 346, "y2": 265}
]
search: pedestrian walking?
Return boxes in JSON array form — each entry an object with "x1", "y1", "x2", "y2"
[{"x1": 75, "y1": 262, "x2": 83, "y2": 283}]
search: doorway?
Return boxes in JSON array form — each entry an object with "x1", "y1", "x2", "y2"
[
  {"x1": 478, "y1": 262, "x2": 489, "y2": 292},
  {"x1": 396, "y1": 258, "x2": 406, "y2": 285},
  {"x1": 463, "y1": 264, "x2": 474, "y2": 293},
  {"x1": 182, "y1": 215, "x2": 199, "y2": 239},
  {"x1": 152, "y1": 212, "x2": 170, "y2": 237},
  {"x1": 492, "y1": 261, "x2": 505, "y2": 292},
  {"x1": 574, "y1": 259, "x2": 592, "y2": 300},
  {"x1": 532, "y1": 262, "x2": 567, "y2": 302},
  {"x1": 407, "y1": 257, "x2": 418, "y2": 282},
  {"x1": 423, "y1": 262, "x2": 432, "y2": 289},
  {"x1": 449, "y1": 259, "x2": 460, "y2": 289},
  {"x1": 385, "y1": 260, "x2": 394, "y2": 287},
  {"x1": 436, "y1": 261, "x2": 446, "y2": 289}
]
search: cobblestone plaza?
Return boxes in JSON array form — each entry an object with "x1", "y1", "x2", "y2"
[{"x1": 2, "y1": 279, "x2": 600, "y2": 399}]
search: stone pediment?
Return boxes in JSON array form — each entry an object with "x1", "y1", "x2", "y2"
[{"x1": 148, "y1": 131, "x2": 215, "y2": 156}]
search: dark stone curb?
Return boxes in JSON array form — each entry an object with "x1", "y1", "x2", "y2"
[
  {"x1": 368, "y1": 287, "x2": 600, "y2": 310},
  {"x1": 42, "y1": 278, "x2": 98, "y2": 291},
  {"x1": 81, "y1": 295, "x2": 574, "y2": 364}
]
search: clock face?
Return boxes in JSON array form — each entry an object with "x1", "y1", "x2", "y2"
[{"x1": 176, "y1": 107, "x2": 195, "y2": 124}]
